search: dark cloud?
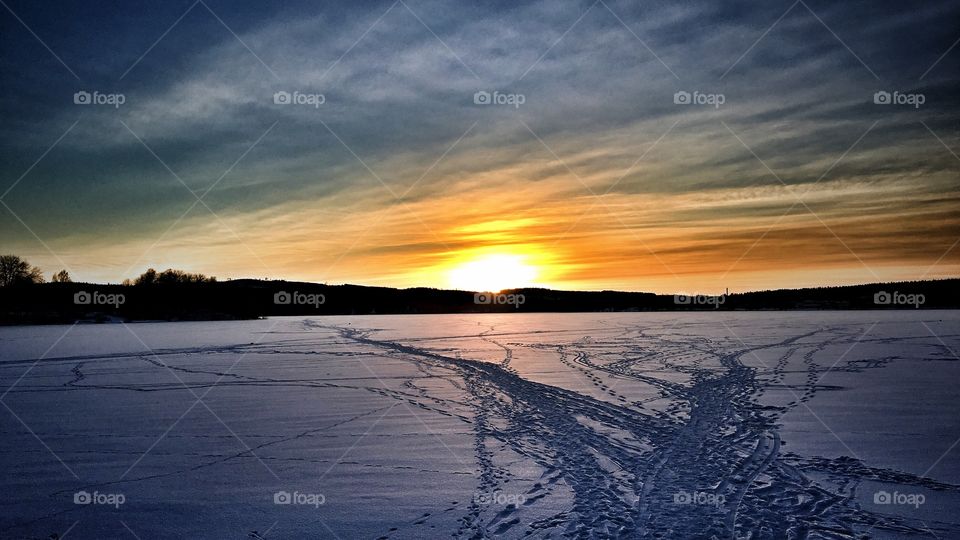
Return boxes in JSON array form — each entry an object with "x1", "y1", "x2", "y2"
[{"x1": 0, "y1": 0, "x2": 957, "y2": 284}]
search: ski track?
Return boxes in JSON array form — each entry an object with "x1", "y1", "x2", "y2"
[{"x1": 1, "y1": 316, "x2": 958, "y2": 539}]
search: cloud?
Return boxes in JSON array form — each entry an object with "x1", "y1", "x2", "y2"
[{"x1": 0, "y1": 0, "x2": 957, "y2": 288}]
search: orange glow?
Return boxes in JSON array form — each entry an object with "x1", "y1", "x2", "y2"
[
  {"x1": 447, "y1": 253, "x2": 540, "y2": 292},
  {"x1": 38, "y1": 144, "x2": 959, "y2": 292}
]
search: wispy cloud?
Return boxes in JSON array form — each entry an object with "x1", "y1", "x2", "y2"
[{"x1": 1, "y1": 0, "x2": 957, "y2": 290}]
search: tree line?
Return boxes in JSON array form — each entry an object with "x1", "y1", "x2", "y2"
[{"x1": 0, "y1": 254, "x2": 215, "y2": 287}]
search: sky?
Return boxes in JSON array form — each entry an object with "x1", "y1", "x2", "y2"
[{"x1": 0, "y1": 0, "x2": 958, "y2": 293}]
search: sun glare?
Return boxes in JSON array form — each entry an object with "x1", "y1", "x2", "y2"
[{"x1": 448, "y1": 254, "x2": 539, "y2": 292}]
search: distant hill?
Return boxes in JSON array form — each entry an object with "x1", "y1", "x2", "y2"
[{"x1": 0, "y1": 278, "x2": 957, "y2": 325}]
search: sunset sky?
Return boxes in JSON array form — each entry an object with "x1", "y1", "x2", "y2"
[{"x1": 1, "y1": 0, "x2": 957, "y2": 293}]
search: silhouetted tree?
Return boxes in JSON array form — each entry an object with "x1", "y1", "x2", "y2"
[
  {"x1": 132, "y1": 268, "x2": 216, "y2": 285},
  {"x1": 134, "y1": 268, "x2": 158, "y2": 286},
  {"x1": 157, "y1": 269, "x2": 186, "y2": 284},
  {"x1": 0, "y1": 255, "x2": 44, "y2": 286},
  {"x1": 51, "y1": 269, "x2": 72, "y2": 283}
]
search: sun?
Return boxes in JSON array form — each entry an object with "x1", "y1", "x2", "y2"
[{"x1": 448, "y1": 254, "x2": 539, "y2": 292}]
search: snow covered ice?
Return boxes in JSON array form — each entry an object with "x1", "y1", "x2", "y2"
[{"x1": 1, "y1": 312, "x2": 959, "y2": 538}]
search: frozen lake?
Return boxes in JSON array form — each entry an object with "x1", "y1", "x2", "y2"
[{"x1": 1, "y1": 312, "x2": 958, "y2": 538}]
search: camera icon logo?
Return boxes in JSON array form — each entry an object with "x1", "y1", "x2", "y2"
[
  {"x1": 673, "y1": 490, "x2": 691, "y2": 504},
  {"x1": 274, "y1": 291, "x2": 292, "y2": 305},
  {"x1": 73, "y1": 91, "x2": 91, "y2": 105},
  {"x1": 473, "y1": 91, "x2": 491, "y2": 105},
  {"x1": 74, "y1": 291, "x2": 92, "y2": 305},
  {"x1": 874, "y1": 490, "x2": 891, "y2": 504},
  {"x1": 74, "y1": 491, "x2": 92, "y2": 504},
  {"x1": 673, "y1": 294, "x2": 691, "y2": 304},
  {"x1": 673, "y1": 91, "x2": 691, "y2": 104},
  {"x1": 273, "y1": 91, "x2": 291, "y2": 105},
  {"x1": 873, "y1": 291, "x2": 891, "y2": 305},
  {"x1": 474, "y1": 292, "x2": 492, "y2": 304},
  {"x1": 274, "y1": 491, "x2": 292, "y2": 504},
  {"x1": 873, "y1": 90, "x2": 891, "y2": 105}
]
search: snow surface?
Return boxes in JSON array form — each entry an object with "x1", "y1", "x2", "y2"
[{"x1": 1, "y1": 312, "x2": 958, "y2": 538}]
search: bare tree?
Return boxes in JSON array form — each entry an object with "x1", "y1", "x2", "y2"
[
  {"x1": 51, "y1": 269, "x2": 72, "y2": 283},
  {"x1": 133, "y1": 268, "x2": 215, "y2": 285},
  {"x1": 0, "y1": 255, "x2": 44, "y2": 286},
  {"x1": 134, "y1": 268, "x2": 158, "y2": 286}
]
